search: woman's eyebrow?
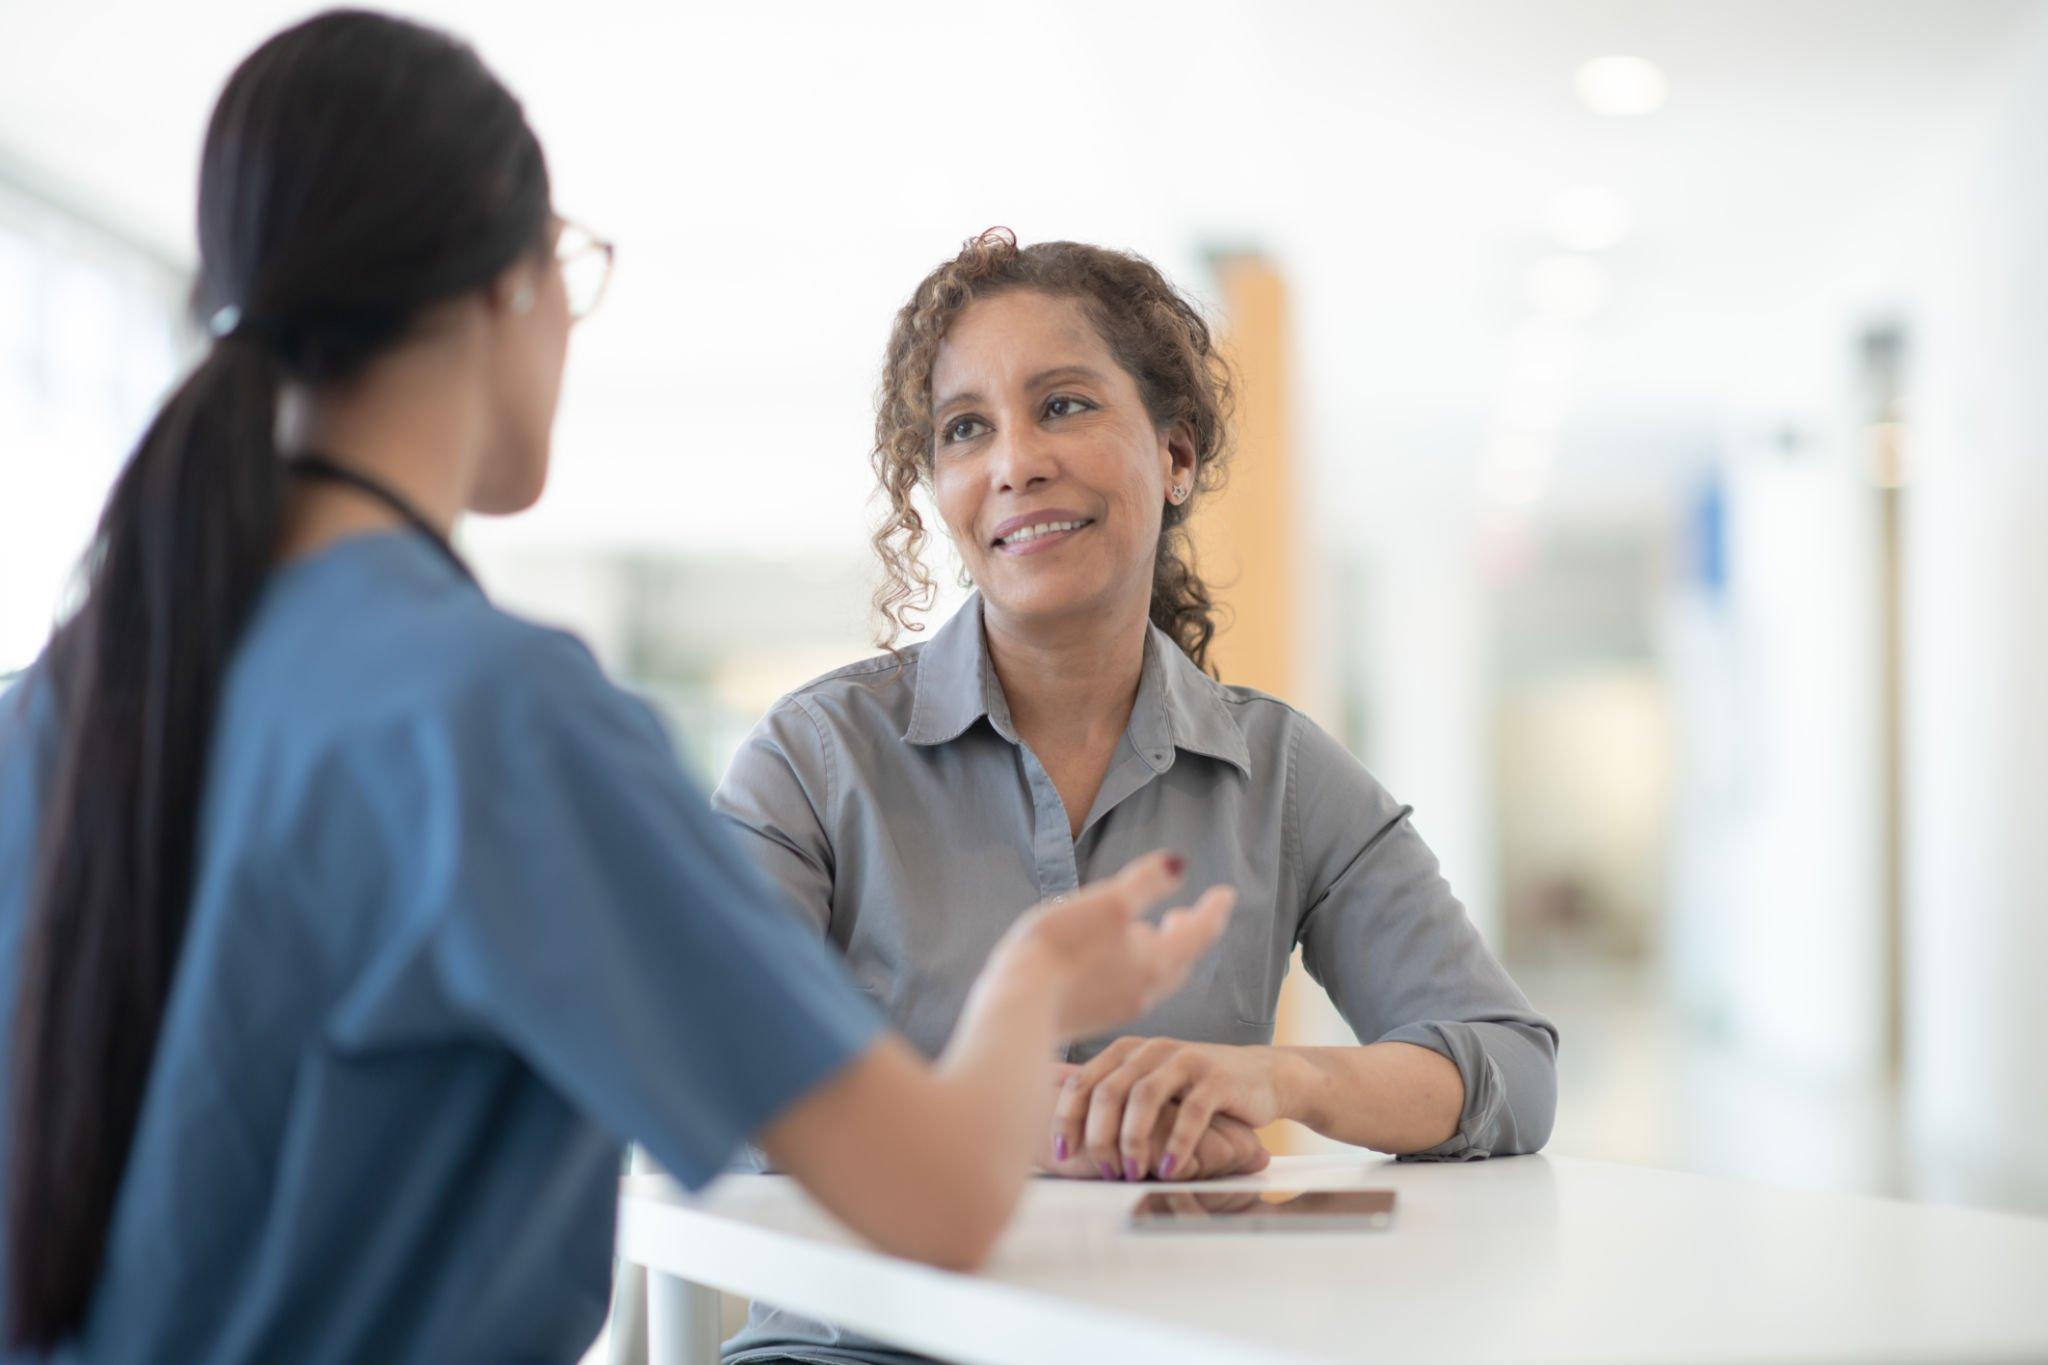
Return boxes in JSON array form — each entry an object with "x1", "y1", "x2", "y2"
[
  {"x1": 1027, "y1": 364, "x2": 1107, "y2": 389},
  {"x1": 934, "y1": 365, "x2": 1105, "y2": 418},
  {"x1": 933, "y1": 387, "x2": 984, "y2": 419}
]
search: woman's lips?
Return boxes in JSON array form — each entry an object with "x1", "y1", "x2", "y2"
[
  {"x1": 995, "y1": 521, "x2": 1092, "y2": 556},
  {"x1": 991, "y1": 508, "x2": 1092, "y2": 543}
]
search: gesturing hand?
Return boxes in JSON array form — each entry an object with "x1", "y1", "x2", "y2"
[
  {"x1": 1054, "y1": 1036, "x2": 1284, "y2": 1181},
  {"x1": 1000, "y1": 852, "x2": 1236, "y2": 1042}
]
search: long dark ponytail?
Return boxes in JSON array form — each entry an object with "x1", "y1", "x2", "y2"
[{"x1": 7, "y1": 10, "x2": 549, "y2": 1346}]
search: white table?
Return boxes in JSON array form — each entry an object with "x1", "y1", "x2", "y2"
[{"x1": 613, "y1": 1152, "x2": 2048, "y2": 1364}]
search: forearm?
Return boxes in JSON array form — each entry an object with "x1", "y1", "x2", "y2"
[
  {"x1": 930, "y1": 940, "x2": 1066, "y2": 1185},
  {"x1": 1269, "y1": 1040, "x2": 1465, "y2": 1154},
  {"x1": 759, "y1": 850, "x2": 1230, "y2": 1258},
  {"x1": 862, "y1": 943, "x2": 1070, "y2": 1255},
  {"x1": 756, "y1": 944, "x2": 1060, "y2": 1269}
]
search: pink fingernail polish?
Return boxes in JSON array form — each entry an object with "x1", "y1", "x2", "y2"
[
  {"x1": 1054, "y1": 1135, "x2": 1069, "y2": 1162},
  {"x1": 1160, "y1": 1154, "x2": 1177, "y2": 1178},
  {"x1": 1164, "y1": 853, "x2": 1186, "y2": 876},
  {"x1": 1098, "y1": 1161, "x2": 1118, "y2": 1181},
  {"x1": 1124, "y1": 1157, "x2": 1141, "y2": 1182}
]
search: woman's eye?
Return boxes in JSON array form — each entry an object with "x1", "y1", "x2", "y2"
[
  {"x1": 943, "y1": 417, "x2": 987, "y2": 444},
  {"x1": 1045, "y1": 395, "x2": 1091, "y2": 419}
]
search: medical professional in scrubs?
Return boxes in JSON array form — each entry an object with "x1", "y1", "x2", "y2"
[{"x1": 0, "y1": 12, "x2": 1233, "y2": 1362}]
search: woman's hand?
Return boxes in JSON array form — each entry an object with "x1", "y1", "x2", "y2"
[
  {"x1": 1053, "y1": 1037, "x2": 1285, "y2": 1181},
  {"x1": 1036, "y1": 1065, "x2": 1270, "y2": 1180},
  {"x1": 993, "y1": 852, "x2": 1235, "y2": 1042}
]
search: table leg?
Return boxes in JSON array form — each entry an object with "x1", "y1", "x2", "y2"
[
  {"x1": 605, "y1": 1261, "x2": 648, "y2": 1365},
  {"x1": 621, "y1": 1144, "x2": 724, "y2": 1365},
  {"x1": 645, "y1": 1270, "x2": 722, "y2": 1365}
]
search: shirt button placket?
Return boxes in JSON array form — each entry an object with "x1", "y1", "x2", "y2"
[
  {"x1": 1021, "y1": 751, "x2": 1080, "y2": 902},
  {"x1": 1015, "y1": 745, "x2": 1081, "y2": 1062}
]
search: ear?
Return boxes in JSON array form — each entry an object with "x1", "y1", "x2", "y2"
[
  {"x1": 484, "y1": 256, "x2": 542, "y2": 318},
  {"x1": 1162, "y1": 421, "x2": 1199, "y2": 498}
]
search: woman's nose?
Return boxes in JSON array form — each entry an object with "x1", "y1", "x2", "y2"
[{"x1": 990, "y1": 423, "x2": 1057, "y2": 493}]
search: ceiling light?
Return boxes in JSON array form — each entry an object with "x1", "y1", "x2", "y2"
[{"x1": 1574, "y1": 55, "x2": 1668, "y2": 117}]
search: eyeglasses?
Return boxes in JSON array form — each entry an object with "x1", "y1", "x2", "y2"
[{"x1": 554, "y1": 218, "x2": 615, "y2": 322}]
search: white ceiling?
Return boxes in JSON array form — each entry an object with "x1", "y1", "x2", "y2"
[{"x1": 1, "y1": 0, "x2": 2036, "y2": 555}]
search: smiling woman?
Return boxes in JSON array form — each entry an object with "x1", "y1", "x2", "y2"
[
  {"x1": 712, "y1": 228, "x2": 1558, "y2": 1365},
  {"x1": 872, "y1": 226, "x2": 1233, "y2": 673}
]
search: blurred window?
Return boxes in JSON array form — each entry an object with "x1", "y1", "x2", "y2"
[{"x1": 0, "y1": 178, "x2": 188, "y2": 677}]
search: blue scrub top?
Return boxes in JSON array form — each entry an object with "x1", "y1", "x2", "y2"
[{"x1": 0, "y1": 531, "x2": 884, "y2": 1363}]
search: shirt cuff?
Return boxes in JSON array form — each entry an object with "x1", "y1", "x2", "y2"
[{"x1": 1377, "y1": 1020, "x2": 1508, "y2": 1161}]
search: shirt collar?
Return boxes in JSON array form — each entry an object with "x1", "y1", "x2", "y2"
[
  {"x1": 1135, "y1": 625, "x2": 1253, "y2": 777},
  {"x1": 903, "y1": 594, "x2": 1251, "y2": 778},
  {"x1": 901, "y1": 595, "x2": 1013, "y2": 746}
]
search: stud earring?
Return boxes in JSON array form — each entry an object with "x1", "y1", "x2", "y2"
[
  {"x1": 510, "y1": 282, "x2": 536, "y2": 315},
  {"x1": 1169, "y1": 482, "x2": 1190, "y2": 503}
]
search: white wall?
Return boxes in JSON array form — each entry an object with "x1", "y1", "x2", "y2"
[
  {"x1": 1716, "y1": 429, "x2": 1883, "y2": 1079},
  {"x1": 1664, "y1": 11, "x2": 2048, "y2": 1213},
  {"x1": 1329, "y1": 423, "x2": 1501, "y2": 946},
  {"x1": 1649, "y1": 6, "x2": 2048, "y2": 1209},
  {"x1": 1881, "y1": 8, "x2": 2048, "y2": 1211}
]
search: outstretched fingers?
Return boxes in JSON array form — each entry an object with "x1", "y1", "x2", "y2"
[
  {"x1": 1134, "y1": 885, "x2": 1236, "y2": 1007},
  {"x1": 1104, "y1": 849, "x2": 1189, "y2": 921}
]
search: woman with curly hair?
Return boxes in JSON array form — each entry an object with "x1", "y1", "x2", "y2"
[{"x1": 713, "y1": 229, "x2": 1558, "y2": 1362}]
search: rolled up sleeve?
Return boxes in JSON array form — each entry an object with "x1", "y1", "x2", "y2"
[{"x1": 1289, "y1": 721, "x2": 1559, "y2": 1159}]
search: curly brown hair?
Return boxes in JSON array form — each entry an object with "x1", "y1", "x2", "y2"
[{"x1": 872, "y1": 228, "x2": 1236, "y2": 674}]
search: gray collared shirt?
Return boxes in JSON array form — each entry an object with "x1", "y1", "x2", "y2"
[{"x1": 711, "y1": 597, "x2": 1559, "y2": 1362}]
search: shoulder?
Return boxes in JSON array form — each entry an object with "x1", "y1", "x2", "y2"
[
  {"x1": 237, "y1": 547, "x2": 644, "y2": 770},
  {"x1": 757, "y1": 643, "x2": 925, "y2": 740},
  {"x1": 258, "y1": 609, "x2": 673, "y2": 880},
  {"x1": 379, "y1": 600, "x2": 622, "y2": 726},
  {"x1": 1209, "y1": 679, "x2": 1307, "y2": 727},
  {"x1": 1197, "y1": 676, "x2": 1324, "y2": 770},
  {"x1": 239, "y1": 535, "x2": 621, "y2": 720},
  {"x1": 716, "y1": 644, "x2": 931, "y2": 804},
  {"x1": 779, "y1": 644, "x2": 917, "y2": 704},
  {"x1": 1212, "y1": 682, "x2": 1402, "y2": 813},
  {"x1": 410, "y1": 612, "x2": 668, "y2": 776}
]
